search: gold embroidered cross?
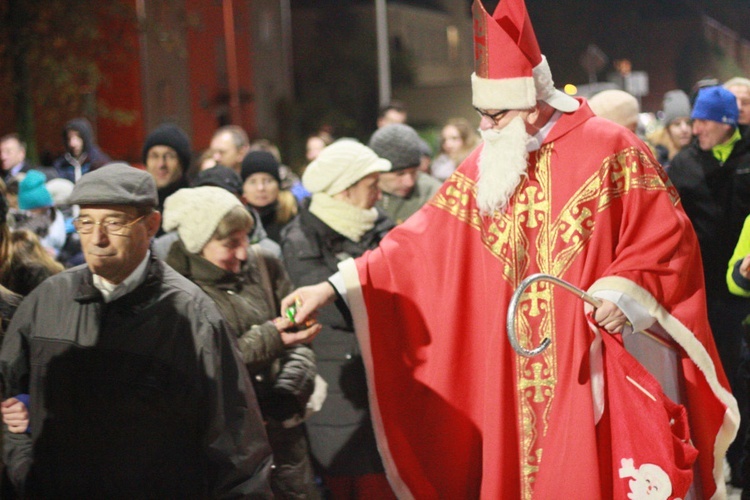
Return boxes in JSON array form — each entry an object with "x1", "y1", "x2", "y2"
[
  {"x1": 524, "y1": 281, "x2": 547, "y2": 317},
  {"x1": 518, "y1": 362, "x2": 554, "y2": 403},
  {"x1": 560, "y1": 207, "x2": 593, "y2": 243},
  {"x1": 518, "y1": 185, "x2": 547, "y2": 229}
]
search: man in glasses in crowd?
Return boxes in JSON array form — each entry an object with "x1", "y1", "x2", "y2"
[{"x1": 0, "y1": 163, "x2": 272, "y2": 498}]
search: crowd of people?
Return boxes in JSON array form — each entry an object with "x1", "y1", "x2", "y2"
[
  {"x1": 0, "y1": 0, "x2": 749, "y2": 497},
  {"x1": 0, "y1": 96, "x2": 459, "y2": 498}
]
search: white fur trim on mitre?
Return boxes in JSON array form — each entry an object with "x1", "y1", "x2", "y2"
[
  {"x1": 532, "y1": 56, "x2": 556, "y2": 101},
  {"x1": 533, "y1": 56, "x2": 580, "y2": 112},
  {"x1": 471, "y1": 73, "x2": 536, "y2": 110}
]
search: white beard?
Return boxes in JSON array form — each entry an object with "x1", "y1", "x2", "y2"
[{"x1": 476, "y1": 116, "x2": 530, "y2": 215}]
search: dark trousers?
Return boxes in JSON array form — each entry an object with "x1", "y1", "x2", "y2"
[{"x1": 707, "y1": 295, "x2": 750, "y2": 486}]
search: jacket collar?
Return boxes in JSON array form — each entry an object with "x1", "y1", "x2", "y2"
[
  {"x1": 166, "y1": 238, "x2": 255, "y2": 291},
  {"x1": 74, "y1": 253, "x2": 165, "y2": 306}
]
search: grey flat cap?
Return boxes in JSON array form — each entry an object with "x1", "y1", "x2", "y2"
[{"x1": 67, "y1": 162, "x2": 158, "y2": 207}]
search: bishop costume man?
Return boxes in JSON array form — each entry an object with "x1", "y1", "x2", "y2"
[{"x1": 286, "y1": 0, "x2": 738, "y2": 497}]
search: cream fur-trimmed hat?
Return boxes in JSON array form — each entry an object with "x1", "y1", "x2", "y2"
[
  {"x1": 302, "y1": 139, "x2": 391, "y2": 196},
  {"x1": 162, "y1": 186, "x2": 244, "y2": 253},
  {"x1": 471, "y1": 0, "x2": 578, "y2": 113}
]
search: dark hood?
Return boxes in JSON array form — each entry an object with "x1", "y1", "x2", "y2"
[{"x1": 63, "y1": 118, "x2": 95, "y2": 155}]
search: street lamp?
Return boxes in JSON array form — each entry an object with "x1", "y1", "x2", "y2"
[{"x1": 375, "y1": 0, "x2": 391, "y2": 106}]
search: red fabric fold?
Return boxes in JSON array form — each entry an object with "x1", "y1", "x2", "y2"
[{"x1": 591, "y1": 315, "x2": 698, "y2": 499}]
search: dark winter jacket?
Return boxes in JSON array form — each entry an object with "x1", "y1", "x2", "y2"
[
  {"x1": 0, "y1": 261, "x2": 57, "y2": 297},
  {"x1": 166, "y1": 240, "x2": 316, "y2": 416},
  {"x1": 0, "y1": 256, "x2": 272, "y2": 498},
  {"x1": 52, "y1": 118, "x2": 111, "y2": 182},
  {"x1": 0, "y1": 284, "x2": 21, "y2": 341},
  {"x1": 280, "y1": 200, "x2": 394, "y2": 475},
  {"x1": 253, "y1": 199, "x2": 297, "y2": 245},
  {"x1": 668, "y1": 127, "x2": 750, "y2": 300},
  {"x1": 166, "y1": 240, "x2": 319, "y2": 498}
]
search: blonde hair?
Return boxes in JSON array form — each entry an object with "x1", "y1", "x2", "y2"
[
  {"x1": 0, "y1": 179, "x2": 11, "y2": 280},
  {"x1": 10, "y1": 229, "x2": 64, "y2": 275},
  {"x1": 647, "y1": 126, "x2": 681, "y2": 162},
  {"x1": 443, "y1": 118, "x2": 480, "y2": 164},
  {"x1": 276, "y1": 190, "x2": 298, "y2": 225},
  {"x1": 0, "y1": 224, "x2": 11, "y2": 280},
  {"x1": 212, "y1": 206, "x2": 253, "y2": 241}
]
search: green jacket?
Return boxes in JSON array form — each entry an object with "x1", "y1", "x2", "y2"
[{"x1": 728, "y1": 213, "x2": 750, "y2": 297}]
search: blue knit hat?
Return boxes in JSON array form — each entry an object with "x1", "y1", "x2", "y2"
[
  {"x1": 18, "y1": 170, "x2": 53, "y2": 210},
  {"x1": 691, "y1": 86, "x2": 738, "y2": 126}
]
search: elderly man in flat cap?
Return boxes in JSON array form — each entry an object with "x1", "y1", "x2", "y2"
[{"x1": 0, "y1": 163, "x2": 272, "y2": 498}]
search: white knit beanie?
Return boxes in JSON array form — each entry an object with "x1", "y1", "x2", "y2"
[
  {"x1": 302, "y1": 139, "x2": 391, "y2": 195},
  {"x1": 162, "y1": 186, "x2": 243, "y2": 253},
  {"x1": 588, "y1": 89, "x2": 640, "y2": 129}
]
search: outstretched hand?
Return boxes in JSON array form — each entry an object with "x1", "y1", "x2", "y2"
[
  {"x1": 272, "y1": 316, "x2": 323, "y2": 346},
  {"x1": 280, "y1": 281, "x2": 338, "y2": 325},
  {"x1": 593, "y1": 299, "x2": 628, "y2": 333}
]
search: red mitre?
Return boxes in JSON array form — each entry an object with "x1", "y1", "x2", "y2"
[
  {"x1": 472, "y1": 0, "x2": 579, "y2": 112},
  {"x1": 471, "y1": 0, "x2": 536, "y2": 110}
]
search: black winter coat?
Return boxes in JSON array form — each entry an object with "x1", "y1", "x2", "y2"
[
  {"x1": 281, "y1": 201, "x2": 394, "y2": 476},
  {"x1": 0, "y1": 256, "x2": 272, "y2": 498},
  {"x1": 166, "y1": 241, "x2": 319, "y2": 499},
  {"x1": 668, "y1": 128, "x2": 750, "y2": 299}
]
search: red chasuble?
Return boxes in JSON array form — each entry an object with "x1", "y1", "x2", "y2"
[{"x1": 339, "y1": 101, "x2": 738, "y2": 499}]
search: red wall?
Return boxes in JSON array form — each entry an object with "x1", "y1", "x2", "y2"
[
  {"x1": 96, "y1": 2, "x2": 145, "y2": 164},
  {"x1": 184, "y1": 0, "x2": 257, "y2": 153},
  {"x1": 25, "y1": 0, "x2": 258, "y2": 166}
]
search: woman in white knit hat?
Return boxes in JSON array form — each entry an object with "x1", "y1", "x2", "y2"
[
  {"x1": 161, "y1": 186, "x2": 322, "y2": 498},
  {"x1": 280, "y1": 139, "x2": 397, "y2": 498}
]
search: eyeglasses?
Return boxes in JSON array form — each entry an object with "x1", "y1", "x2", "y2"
[
  {"x1": 474, "y1": 107, "x2": 511, "y2": 124},
  {"x1": 73, "y1": 215, "x2": 146, "y2": 235}
]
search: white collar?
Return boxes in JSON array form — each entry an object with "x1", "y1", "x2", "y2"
[
  {"x1": 9, "y1": 162, "x2": 24, "y2": 176},
  {"x1": 92, "y1": 251, "x2": 151, "y2": 303},
  {"x1": 527, "y1": 111, "x2": 562, "y2": 152}
]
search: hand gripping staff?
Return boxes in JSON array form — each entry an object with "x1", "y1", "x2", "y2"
[{"x1": 507, "y1": 273, "x2": 673, "y2": 357}]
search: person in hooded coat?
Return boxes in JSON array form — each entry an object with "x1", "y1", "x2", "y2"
[{"x1": 52, "y1": 118, "x2": 111, "y2": 183}]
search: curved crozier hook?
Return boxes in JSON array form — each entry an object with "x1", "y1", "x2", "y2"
[{"x1": 506, "y1": 273, "x2": 602, "y2": 357}]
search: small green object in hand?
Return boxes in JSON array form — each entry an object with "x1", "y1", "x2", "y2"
[{"x1": 285, "y1": 303, "x2": 297, "y2": 323}]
